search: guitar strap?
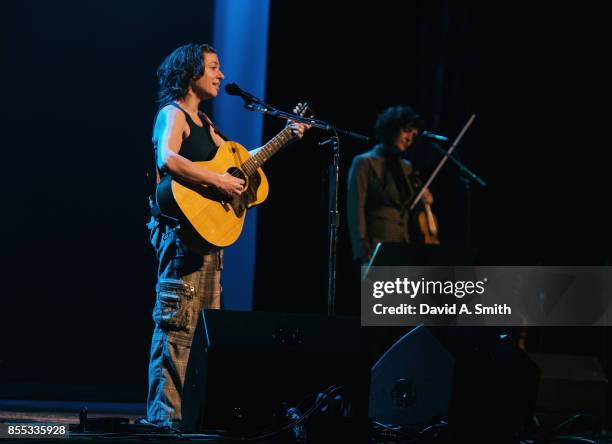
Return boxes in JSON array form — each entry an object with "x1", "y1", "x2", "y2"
[{"x1": 198, "y1": 111, "x2": 230, "y2": 142}]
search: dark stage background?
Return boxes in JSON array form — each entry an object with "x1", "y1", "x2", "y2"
[{"x1": 2, "y1": 0, "x2": 611, "y2": 423}]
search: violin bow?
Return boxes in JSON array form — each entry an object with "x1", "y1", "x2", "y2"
[{"x1": 409, "y1": 114, "x2": 477, "y2": 211}]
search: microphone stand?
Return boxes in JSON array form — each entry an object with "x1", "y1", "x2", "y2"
[
  {"x1": 410, "y1": 115, "x2": 485, "y2": 247},
  {"x1": 425, "y1": 142, "x2": 486, "y2": 188},
  {"x1": 240, "y1": 97, "x2": 369, "y2": 315},
  {"x1": 320, "y1": 133, "x2": 340, "y2": 316}
]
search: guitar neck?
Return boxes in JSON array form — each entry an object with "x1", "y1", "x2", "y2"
[{"x1": 241, "y1": 126, "x2": 293, "y2": 176}]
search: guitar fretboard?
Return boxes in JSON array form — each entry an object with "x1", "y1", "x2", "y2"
[{"x1": 241, "y1": 126, "x2": 293, "y2": 176}]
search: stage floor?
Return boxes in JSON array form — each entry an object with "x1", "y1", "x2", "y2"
[{"x1": 2, "y1": 399, "x2": 611, "y2": 443}]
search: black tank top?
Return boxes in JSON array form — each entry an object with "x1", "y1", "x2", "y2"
[{"x1": 170, "y1": 102, "x2": 218, "y2": 162}]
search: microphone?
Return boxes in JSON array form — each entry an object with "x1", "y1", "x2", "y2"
[
  {"x1": 421, "y1": 131, "x2": 449, "y2": 141},
  {"x1": 224, "y1": 82, "x2": 259, "y2": 103}
]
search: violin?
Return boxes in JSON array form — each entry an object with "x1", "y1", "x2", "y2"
[
  {"x1": 411, "y1": 173, "x2": 440, "y2": 245},
  {"x1": 417, "y1": 201, "x2": 440, "y2": 245}
]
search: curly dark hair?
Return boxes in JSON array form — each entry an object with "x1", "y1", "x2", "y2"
[
  {"x1": 374, "y1": 105, "x2": 424, "y2": 145},
  {"x1": 157, "y1": 43, "x2": 216, "y2": 104}
]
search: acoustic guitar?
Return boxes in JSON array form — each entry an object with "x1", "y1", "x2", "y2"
[{"x1": 156, "y1": 103, "x2": 309, "y2": 250}]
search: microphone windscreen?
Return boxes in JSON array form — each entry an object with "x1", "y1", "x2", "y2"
[{"x1": 224, "y1": 83, "x2": 241, "y2": 96}]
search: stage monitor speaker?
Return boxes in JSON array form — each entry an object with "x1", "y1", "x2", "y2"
[
  {"x1": 369, "y1": 325, "x2": 540, "y2": 441},
  {"x1": 370, "y1": 324, "x2": 455, "y2": 426},
  {"x1": 528, "y1": 352, "x2": 608, "y2": 428},
  {"x1": 182, "y1": 309, "x2": 369, "y2": 436}
]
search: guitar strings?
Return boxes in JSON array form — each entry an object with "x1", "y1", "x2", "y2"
[
  {"x1": 226, "y1": 127, "x2": 290, "y2": 179},
  {"x1": 224, "y1": 103, "x2": 309, "y2": 179}
]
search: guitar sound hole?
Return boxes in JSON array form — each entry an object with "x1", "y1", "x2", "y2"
[{"x1": 227, "y1": 167, "x2": 248, "y2": 188}]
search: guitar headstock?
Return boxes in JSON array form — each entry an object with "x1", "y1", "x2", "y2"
[{"x1": 292, "y1": 102, "x2": 315, "y2": 119}]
